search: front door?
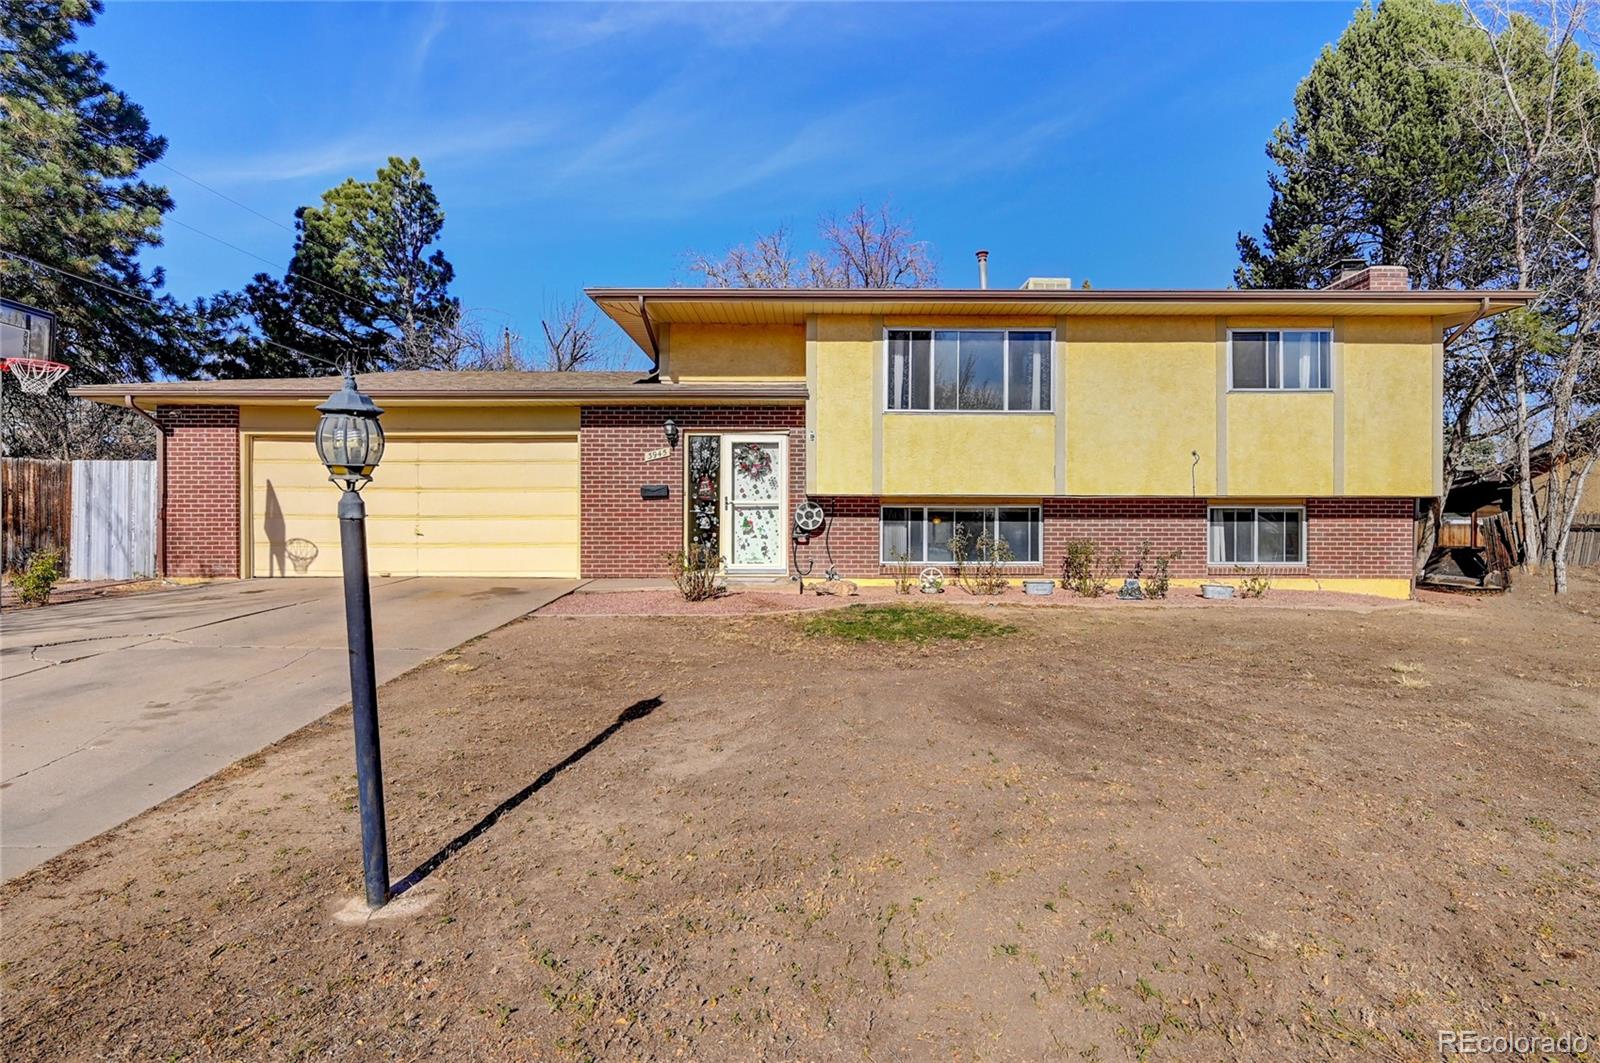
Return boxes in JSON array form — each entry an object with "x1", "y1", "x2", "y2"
[{"x1": 720, "y1": 434, "x2": 787, "y2": 574}]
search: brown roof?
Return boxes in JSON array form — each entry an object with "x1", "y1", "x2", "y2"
[
  {"x1": 588, "y1": 286, "x2": 1539, "y2": 361},
  {"x1": 71, "y1": 370, "x2": 806, "y2": 405}
]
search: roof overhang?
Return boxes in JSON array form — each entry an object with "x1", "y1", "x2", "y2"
[
  {"x1": 71, "y1": 381, "x2": 808, "y2": 410},
  {"x1": 588, "y1": 286, "x2": 1538, "y2": 358}
]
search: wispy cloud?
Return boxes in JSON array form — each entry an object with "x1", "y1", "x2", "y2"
[
  {"x1": 404, "y1": 2, "x2": 451, "y2": 84},
  {"x1": 193, "y1": 116, "x2": 555, "y2": 185},
  {"x1": 515, "y1": 2, "x2": 800, "y2": 51}
]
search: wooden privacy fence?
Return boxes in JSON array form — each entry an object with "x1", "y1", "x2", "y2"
[
  {"x1": 2, "y1": 458, "x2": 71, "y2": 570},
  {"x1": 2, "y1": 458, "x2": 158, "y2": 579},
  {"x1": 1570, "y1": 513, "x2": 1600, "y2": 568},
  {"x1": 70, "y1": 460, "x2": 158, "y2": 580}
]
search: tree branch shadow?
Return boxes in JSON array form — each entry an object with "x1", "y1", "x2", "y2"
[{"x1": 391, "y1": 695, "x2": 662, "y2": 897}]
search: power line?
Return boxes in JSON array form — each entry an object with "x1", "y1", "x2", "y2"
[
  {"x1": 74, "y1": 112, "x2": 471, "y2": 349},
  {"x1": 74, "y1": 112, "x2": 294, "y2": 234},
  {"x1": 0, "y1": 248, "x2": 344, "y2": 371}
]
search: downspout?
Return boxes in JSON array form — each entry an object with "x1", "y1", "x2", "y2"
[
  {"x1": 637, "y1": 295, "x2": 660, "y2": 369},
  {"x1": 126, "y1": 396, "x2": 168, "y2": 577},
  {"x1": 1443, "y1": 296, "x2": 1492, "y2": 349}
]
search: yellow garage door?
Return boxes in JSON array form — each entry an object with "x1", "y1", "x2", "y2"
[{"x1": 250, "y1": 436, "x2": 579, "y2": 577}]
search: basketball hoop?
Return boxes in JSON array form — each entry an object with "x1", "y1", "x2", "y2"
[{"x1": 1, "y1": 358, "x2": 70, "y2": 395}]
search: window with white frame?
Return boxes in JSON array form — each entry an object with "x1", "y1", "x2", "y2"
[
  {"x1": 1207, "y1": 506, "x2": 1306, "y2": 565},
  {"x1": 886, "y1": 329, "x2": 1052, "y2": 411},
  {"x1": 1229, "y1": 330, "x2": 1332, "y2": 391},
  {"x1": 880, "y1": 506, "x2": 1042, "y2": 564}
]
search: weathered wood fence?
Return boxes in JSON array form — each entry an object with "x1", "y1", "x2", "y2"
[
  {"x1": 69, "y1": 460, "x2": 158, "y2": 580},
  {"x1": 2, "y1": 458, "x2": 158, "y2": 579},
  {"x1": 2, "y1": 458, "x2": 71, "y2": 570},
  {"x1": 1569, "y1": 514, "x2": 1600, "y2": 567}
]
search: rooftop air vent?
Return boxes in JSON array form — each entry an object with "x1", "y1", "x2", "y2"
[{"x1": 1020, "y1": 277, "x2": 1073, "y2": 291}]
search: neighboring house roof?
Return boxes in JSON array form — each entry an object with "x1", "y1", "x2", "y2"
[
  {"x1": 71, "y1": 370, "x2": 807, "y2": 407},
  {"x1": 587, "y1": 286, "x2": 1539, "y2": 362}
]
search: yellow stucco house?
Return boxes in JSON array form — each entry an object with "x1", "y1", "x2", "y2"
[{"x1": 75, "y1": 263, "x2": 1533, "y2": 599}]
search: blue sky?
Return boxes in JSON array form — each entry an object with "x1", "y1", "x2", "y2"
[{"x1": 90, "y1": 1, "x2": 1359, "y2": 367}]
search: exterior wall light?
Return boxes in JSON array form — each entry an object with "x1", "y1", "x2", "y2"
[
  {"x1": 316, "y1": 368, "x2": 391, "y2": 909},
  {"x1": 663, "y1": 418, "x2": 680, "y2": 449}
]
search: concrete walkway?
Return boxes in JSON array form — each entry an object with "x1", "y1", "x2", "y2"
[{"x1": 0, "y1": 577, "x2": 578, "y2": 880}]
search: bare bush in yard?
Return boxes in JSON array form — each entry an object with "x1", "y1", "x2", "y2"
[
  {"x1": 950, "y1": 525, "x2": 1012, "y2": 595},
  {"x1": 12, "y1": 549, "x2": 64, "y2": 606},
  {"x1": 887, "y1": 549, "x2": 917, "y2": 594},
  {"x1": 666, "y1": 544, "x2": 724, "y2": 601},
  {"x1": 1131, "y1": 539, "x2": 1181, "y2": 599},
  {"x1": 1061, "y1": 538, "x2": 1123, "y2": 597},
  {"x1": 1234, "y1": 568, "x2": 1272, "y2": 599}
]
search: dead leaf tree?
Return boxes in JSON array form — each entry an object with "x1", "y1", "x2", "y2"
[
  {"x1": 1460, "y1": 0, "x2": 1600, "y2": 592},
  {"x1": 684, "y1": 223, "x2": 804, "y2": 288},
  {"x1": 812, "y1": 201, "x2": 939, "y2": 289},
  {"x1": 540, "y1": 297, "x2": 608, "y2": 371},
  {"x1": 685, "y1": 201, "x2": 939, "y2": 289}
]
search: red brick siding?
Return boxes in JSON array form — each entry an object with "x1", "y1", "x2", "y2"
[
  {"x1": 794, "y1": 497, "x2": 1414, "y2": 584},
  {"x1": 1325, "y1": 265, "x2": 1409, "y2": 291},
  {"x1": 580, "y1": 406, "x2": 805, "y2": 578},
  {"x1": 157, "y1": 405, "x2": 240, "y2": 578}
]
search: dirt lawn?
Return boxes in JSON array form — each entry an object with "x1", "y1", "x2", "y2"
[{"x1": 3, "y1": 579, "x2": 1597, "y2": 1061}]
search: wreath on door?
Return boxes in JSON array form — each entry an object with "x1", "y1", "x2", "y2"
[{"x1": 735, "y1": 444, "x2": 774, "y2": 481}]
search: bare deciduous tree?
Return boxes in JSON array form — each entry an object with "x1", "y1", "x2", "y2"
[
  {"x1": 813, "y1": 201, "x2": 939, "y2": 289},
  {"x1": 684, "y1": 223, "x2": 805, "y2": 288},
  {"x1": 684, "y1": 201, "x2": 939, "y2": 289},
  {"x1": 1459, "y1": 0, "x2": 1600, "y2": 593},
  {"x1": 539, "y1": 297, "x2": 609, "y2": 371}
]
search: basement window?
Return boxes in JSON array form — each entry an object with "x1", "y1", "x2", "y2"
[
  {"x1": 880, "y1": 506, "x2": 1042, "y2": 564},
  {"x1": 1229, "y1": 330, "x2": 1332, "y2": 391},
  {"x1": 1208, "y1": 506, "x2": 1306, "y2": 565},
  {"x1": 886, "y1": 329, "x2": 1052, "y2": 412}
]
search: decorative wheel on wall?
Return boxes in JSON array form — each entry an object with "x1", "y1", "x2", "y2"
[{"x1": 793, "y1": 500, "x2": 825, "y2": 535}]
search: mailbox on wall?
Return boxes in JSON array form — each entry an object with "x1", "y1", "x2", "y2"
[{"x1": 640, "y1": 485, "x2": 670, "y2": 500}]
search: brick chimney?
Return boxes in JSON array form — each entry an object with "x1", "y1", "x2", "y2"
[{"x1": 1324, "y1": 259, "x2": 1409, "y2": 291}]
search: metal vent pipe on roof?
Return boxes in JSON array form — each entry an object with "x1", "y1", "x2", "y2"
[{"x1": 976, "y1": 250, "x2": 989, "y2": 290}]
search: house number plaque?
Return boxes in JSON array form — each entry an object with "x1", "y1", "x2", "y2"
[{"x1": 642, "y1": 446, "x2": 670, "y2": 462}]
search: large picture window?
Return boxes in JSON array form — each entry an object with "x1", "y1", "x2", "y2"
[
  {"x1": 887, "y1": 329, "x2": 1052, "y2": 411},
  {"x1": 880, "y1": 506, "x2": 1042, "y2": 564},
  {"x1": 1229, "y1": 330, "x2": 1331, "y2": 391},
  {"x1": 1208, "y1": 506, "x2": 1305, "y2": 565}
]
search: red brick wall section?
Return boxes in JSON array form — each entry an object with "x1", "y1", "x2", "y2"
[
  {"x1": 157, "y1": 405, "x2": 240, "y2": 578},
  {"x1": 580, "y1": 406, "x2": 805, "y2": 578},
  {"x1": 794, "y1": 497, "x2": 1414, "y2": 584}
]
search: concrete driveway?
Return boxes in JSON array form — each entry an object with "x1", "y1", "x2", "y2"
[{"x1": 1, "y1": 577, "x2": 578, "y2": 880}]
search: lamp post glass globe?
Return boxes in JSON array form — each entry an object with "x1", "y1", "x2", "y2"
[{"x1": 315, "y1": 370, "x2": 385, "y2": 488}]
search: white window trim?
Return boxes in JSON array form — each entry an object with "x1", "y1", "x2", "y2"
[
  {"x1": 1206, "y1": 505, "x2": 1308, "y2": 566},
  {"x1": 883, "y1": 327, "x2": 1055, "y2": 413},
  {"x1": 879, "y1": 505, "x2": 1044, "y2": 564},
  {"x1": 1226, "y1": 329, "x2": 1333, "y2": 393}
]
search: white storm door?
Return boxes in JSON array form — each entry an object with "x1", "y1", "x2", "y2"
[{"x1": 720, "y1": 435, "x2": 787, "y2": 574}]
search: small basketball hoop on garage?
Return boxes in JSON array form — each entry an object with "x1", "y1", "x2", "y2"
[{"x1": 2, "y1": 357, "x2": 70, "y2": 395}]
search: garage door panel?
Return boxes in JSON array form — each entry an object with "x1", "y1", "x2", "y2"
[
  {"x1": 414, "y1": 543, "x2": 577, "y2": 576},
  {"x1": 414, "y1": 515, "x2": 578, "y2": 546},
  {"x1": 404, "y1": 438, "x2": 576, "y2": 463},
  {"x1": 250, "y1": 435, "x2": 579, "y2": 578},
  {"x1": 414, "y1": 490, "x2": 579, "y2": 518}
]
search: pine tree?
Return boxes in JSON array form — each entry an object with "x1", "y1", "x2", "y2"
[
  {"x1": 237, "y1": 157, "x2": 461, "y2": 374},
  {"x1": 1235, "y1": 0, "x2": 1495, "y2": 290},
  {"x1": 1, "y1": 0, "x2": 201, "y2": 456}
]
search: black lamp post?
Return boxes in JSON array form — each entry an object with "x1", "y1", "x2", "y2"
[{"x1": 316, "y1": 368, "x2": 390, "y2": 909}]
